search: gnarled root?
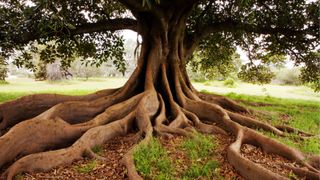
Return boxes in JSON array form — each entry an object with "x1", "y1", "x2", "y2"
[
  {"x1": 0, "y1": 89, "x2": 118, "y2": 130},
  {"x1": 3, "y1": 112, "x2": 136, "y2": 180},
  {"x1": 0, "y1": 92, "x2": 144, "y2": 168},
  {"x1": 197, "y1": 92, "x2": 251, "y2": 114}
]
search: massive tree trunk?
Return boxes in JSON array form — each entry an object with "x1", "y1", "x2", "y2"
[{"x1": 0, "y1": 6, "x2": 319, "y2": 180}]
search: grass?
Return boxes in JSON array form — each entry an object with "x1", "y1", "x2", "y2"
[
  {"x1": 74, "y1": 160, "x2": 98, "y2": 173},
  {"x1": 262, "y1": 131, "x2": 320, "y2": 155},
  {"x1": 133, "y1": 137, "x2": 173, "y2": 179},
  {"x1": 0, "y1": 77, "x2": 127, "y2": 102},
  {"x1": 181, "y1": 133, "x2": 220, "y2": 179},
  {"x1": 91, "y1": 145, "x2": 103, "y2": 155},
  {"x1": 193, "y1": 80, "x2": 320, "y2": 101},
  {"x1": 182, "y1": 160, "x2": 219, "y2": 180},
  {"x1": 202, "y1": 91, "x2": 320, "y2": 154},
  {"x1": 181, "y1": 133, "x2": 215, "y2": 160},
  {"x1": 133, "y1": 134, "x2": 221, "y2": 180},
  {"x1": 0, "y1": 77, "x2": 319, "y2": 103}
]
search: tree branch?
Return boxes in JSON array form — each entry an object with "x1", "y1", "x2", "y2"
[
  {"x1": 73, "y1": 18, "x2": 137, "y2": 34},
  {"x1": 185, "y1": 19, "x2": 317, "y2": 57},
  {"x1": 8, "y1": 18, "x2": 137, "y2": 45}
]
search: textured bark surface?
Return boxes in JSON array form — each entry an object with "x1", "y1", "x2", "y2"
[{"x1": 0, "y1": 7, "x2": 319, "y2": 180}]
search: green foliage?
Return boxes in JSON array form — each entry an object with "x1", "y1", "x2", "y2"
[
  {"x1": 188, "y1": 41, "x2": 239, "y2": 80},
  {"x1": 134, "y1": 137, "x2": 173, "y2": 179},
  {"x1": 238, "y1": 64, "x2": 275, "y2": 84},
  {"x1": 299, "y1": 52, "x2": 320, "y2": 92},
  {"x1": 0, "y1": 0, "x2": 319, "y2": 90},
  {"x1": 33, "y1": 61, "x2": 47, "y2": 81},
  {"x1": 1, "y1": 1, "x2": 127, "y2": 75},
  {"x1": 74, "y1": 160, "x2": 98, "y2": 173},
  {"x1": 187, "y1": 0, "x2": 319, "y2": 90}
]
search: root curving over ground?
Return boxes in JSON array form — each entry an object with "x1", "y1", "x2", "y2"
[{"x1": 0, "y1": 60, "x2": 319, "y2": 180}]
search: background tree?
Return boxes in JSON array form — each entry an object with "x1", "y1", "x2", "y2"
[
  {"x1": 0, "y1": 1, "x2": 319, "y2": 179},
  {"x1": 188, "y1": 52, "x2": 242, "y2": 82},
  {"x1": 0, "y1": 56, "x2": 8, "y2": 82},
  {"x1": 273, "y1": 67, "x2": 301, "y2": 85},
  {"x1": 33, "y1": 61, "x2": 47, "y2": 80}
]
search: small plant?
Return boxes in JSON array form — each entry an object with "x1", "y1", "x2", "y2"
[
  {"x1": 134, "y1": 137, "x2": 173, "y2": 179},
  {"x1": 91, "y1": 145, "x2": 103, "y2": 155},
  {"x1": 74, "y1": 160, "x2": 98, "y2": 173},
  {"x1": 0, "y1": 80, "x2": 8, "y2": 85},
  {"x1": 223, "y1": 78, "x2": 237, "y2": 88},
  {"x1": 288, "y1": 171, "x2": 298, "y2": 179}
]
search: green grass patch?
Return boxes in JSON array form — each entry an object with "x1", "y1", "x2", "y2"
[
  {"x1": 223, "y1": 92, "x2": 320, "y2": 109},
  {"x1": 0, "y1": 90, "x2": 96, "y2": 103},
  {"x1": 202, "y1": 91, "x2": 320, "y2": 155},
  {"x1": 181, "y1": 133, "x2": 220, "y2": 179},
  {"x1": 91, "y1": 145, "x2": 103, "y2": 155},
  {"x1": 260, "y1": 130, "x2": 320, "y2": 155},
  {"x1": 181, "y1": 133, "x2": 215, "y2": 160},
  {"x1": 74, "y1": 160, "x2": 98, "y2": 173},
  {"x1": 182, "y1": 160, "x2": 219, "y2": 180},
  {"x1": 134, "y1": 137, "x2": 173, "y2": 179},
  {"x1": 227, "y1": 93, "x2": 320, "y2": 155},
  {"x1": 0, "y1": 77, "x2": 128, "y2": 103}
]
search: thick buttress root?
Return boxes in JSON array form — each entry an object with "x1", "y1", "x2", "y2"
[
  {"x1": 0, "y1": 64, "x2": 319, "y2": 180},
  {"x1": 0, "y1": 89, "x2": 118, "y2": 131}
]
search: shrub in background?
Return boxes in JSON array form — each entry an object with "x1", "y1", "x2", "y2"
[
  {"x1": 223, "y1": 78, "x2": 237, "y2": 88},
  {"x1": 274, "y1": 67, "x2": 301, "y2": 85}
]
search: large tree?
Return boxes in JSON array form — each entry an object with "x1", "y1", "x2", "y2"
[{"x1": 0, "y1": 0, "x2": 319, "y2": 179}]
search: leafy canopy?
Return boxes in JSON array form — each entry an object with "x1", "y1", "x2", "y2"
[{"x1": 0, "y1": 0, "x2": 319, "y2": 90}]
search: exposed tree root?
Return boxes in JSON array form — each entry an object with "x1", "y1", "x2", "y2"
[
  {"x1": 0, "y1": 63, "x2": 319, "y2": 180},
  {"x1": 197, "y1": 92, "x2": 251, "y2": 114},
  {"x1": 2, "y1": 112, "x2": 136, "y2": 180},
  {"x1": 0, "y1": 89, "x2": 118, "y2": 130},
  {"x1": 0, "y1": 92, "x2": 144, "y2": 168}
]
